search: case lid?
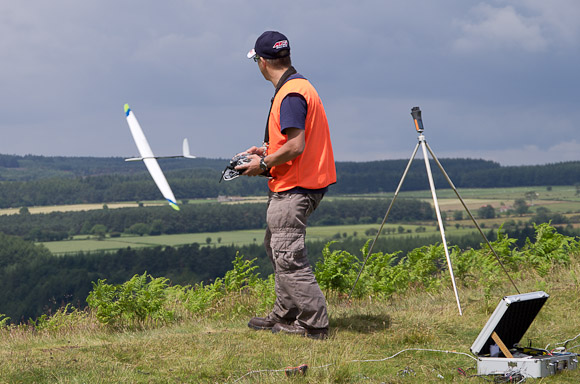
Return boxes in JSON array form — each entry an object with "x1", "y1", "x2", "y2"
[{"x1": 470, "y1": 291, "x2": 549, "y2": 356}]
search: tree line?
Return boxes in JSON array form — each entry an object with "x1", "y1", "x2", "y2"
[
  {"x1": 0, "y1": 154, "x2": 223, "y2": 181},
  {"x1": 0, "y1": 198, "x2": 434, "y2": 241},
  {"x1": 0, "y1": 156, "x2": 579, "y2": 208}
]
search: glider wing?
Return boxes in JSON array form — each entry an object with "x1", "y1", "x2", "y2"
[{"x1": 124, "y1": 103, "x2": 180, "y2": 211}]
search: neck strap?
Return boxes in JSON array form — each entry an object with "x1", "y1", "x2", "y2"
[{"x1": 263, "y1": 66, "x2": 297, "y2": 144}]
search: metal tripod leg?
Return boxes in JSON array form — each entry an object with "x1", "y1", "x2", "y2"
[
  {"x1": 424, "y1": 142, "x2": 520, "y2": 294},
  {"x1": 419, "y1": 136, "x2": 462, "y2": 315},
  {"x1": 348, "y1": 107, "x2": 520, "y2": 313},
  {"x1": 348, "y1": 142, "x2": 420, "y2": 299},
  {"x1": 348, "y1": 137, "x2": 464, "y2": 316}
]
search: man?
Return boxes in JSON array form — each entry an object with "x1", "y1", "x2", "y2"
[{"x1": 236, "y1": 31, "x2": 336, "y2": 339}]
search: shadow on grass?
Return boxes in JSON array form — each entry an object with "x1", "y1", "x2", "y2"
[{"x1": 331, "y1": 313, "x2": 391, "y2": 334}]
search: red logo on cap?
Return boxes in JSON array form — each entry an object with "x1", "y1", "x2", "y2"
[{"x1": 273, "y1": 40, "x2": 288, "y2": 49}]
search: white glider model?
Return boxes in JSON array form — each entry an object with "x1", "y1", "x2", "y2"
[{"x1": 124, "y1": 103, "x2": 195, "y2": 211}]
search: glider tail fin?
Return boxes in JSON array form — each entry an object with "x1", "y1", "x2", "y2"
[{"x1": 182, "y1": 138, "x2": 196, "y2": 159}]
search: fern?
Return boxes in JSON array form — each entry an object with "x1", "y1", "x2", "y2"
[
  {"x1": 86, "y1": 272, "x2": 174, "y2": 328},
  {"x1": 314, "y1": 241, "x2": 361, "y2": 295},
  {"x1": 522, "y1": 222, "x2": 577, "y2": 276}
]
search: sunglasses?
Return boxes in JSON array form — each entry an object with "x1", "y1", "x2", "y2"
[{"x1": 253, "y1": 55, "x2": 260, "y2": 63}]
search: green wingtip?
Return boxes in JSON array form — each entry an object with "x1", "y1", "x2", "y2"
[
  {"x1": 124, "y1": 104, "x2": 130, "y2": 113},
  {"x1": 170, "y1": 202, "x2": 180, "y2": 211}
]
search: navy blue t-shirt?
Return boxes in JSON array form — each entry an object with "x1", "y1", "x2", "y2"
[
  {"x1": 276, "y1": 73, "x2": 328, "y2": 194},
  {"x1": 280, "y1": 74, "x2": 307, "y2": 134}
]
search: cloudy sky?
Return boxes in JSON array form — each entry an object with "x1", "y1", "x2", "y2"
[{"x1": 1, "y1": 0, "x2": 578, "y2": 165}]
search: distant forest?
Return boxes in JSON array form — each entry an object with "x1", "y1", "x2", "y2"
[
  {"x1": 1, "y1": 153, "x2": 579, "y2": 322},
  {"x1": 0, "y1": 154, "x2": 579, "y2": 208}
]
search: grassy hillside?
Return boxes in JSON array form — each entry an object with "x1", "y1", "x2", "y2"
[
  {"x1": 2, "y1": 231, "x2": 579, "y2": 383},
  {"x1": 1, "y1": 275, "x2": 578, "y2": 383}
]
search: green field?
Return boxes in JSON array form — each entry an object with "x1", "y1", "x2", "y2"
[
  {"x1": 39, "y1": 185, "x2": 580, "y2": 255},
  {"x1": 42, "y1": 230, "x2": 265, "y2": 254},
  {"x1": 396, "y1": 185, "x2": 580, "y2": 201},
  {"x1": 42, "y1": 224, "x2": 493, "y2": 255}
]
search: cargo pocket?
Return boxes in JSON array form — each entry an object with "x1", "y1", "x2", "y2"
[{"x1": 271, "y1": 231, "x2": 309, "y2": 273}]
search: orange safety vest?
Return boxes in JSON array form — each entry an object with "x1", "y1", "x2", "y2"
[{"x1": 267, "y1": 78, "x2": 336, "y2": 192}]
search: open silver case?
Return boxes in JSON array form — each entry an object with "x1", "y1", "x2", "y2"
[{"x1": 470, "y1": 291, "x2": 578, "y2": 378}]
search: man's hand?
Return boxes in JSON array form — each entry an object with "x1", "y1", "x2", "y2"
[
  {"x1": 235, "y1": 129, "x2": 304, "y2": 177},
  {"x1": 235, "y1": 154, "x2": 264, "y2": 176}
]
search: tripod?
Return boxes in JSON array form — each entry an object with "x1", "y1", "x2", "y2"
[{"x1": 349, "y1": 107, "x2": 519, "y2": 315}]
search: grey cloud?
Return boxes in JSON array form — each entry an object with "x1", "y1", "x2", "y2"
[
  {"x1": 453, "y1": 4, "x2": 548, "y2": 53},
  {"x1": 0, "y1": 1, "x2": 578, "y2": 166}
]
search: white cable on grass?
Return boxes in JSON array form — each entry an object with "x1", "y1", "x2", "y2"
[
  {"x1": 229, "y1": 333, "x2": 580, "y2": 383},
  {"x1": 545, "y1": 331, "x2": 580, "y2": 350},
  {"x1": 349, "y1": 347, "x2": 477, "y2": 363},
  {"x1": 228, "y1": 347, "x2": 476, "y2": 383}
]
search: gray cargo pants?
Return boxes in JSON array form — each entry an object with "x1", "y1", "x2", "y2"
[{"x1": 264, "y1": 191, "x2": 329, "y2": 331}]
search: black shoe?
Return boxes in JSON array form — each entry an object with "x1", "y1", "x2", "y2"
[
  {"x1": 248, "y1": 316, "x2": 278, "y2": 331},
  {"x1": 272, "y1": 323, "x2": 328, "y2": 340}
]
